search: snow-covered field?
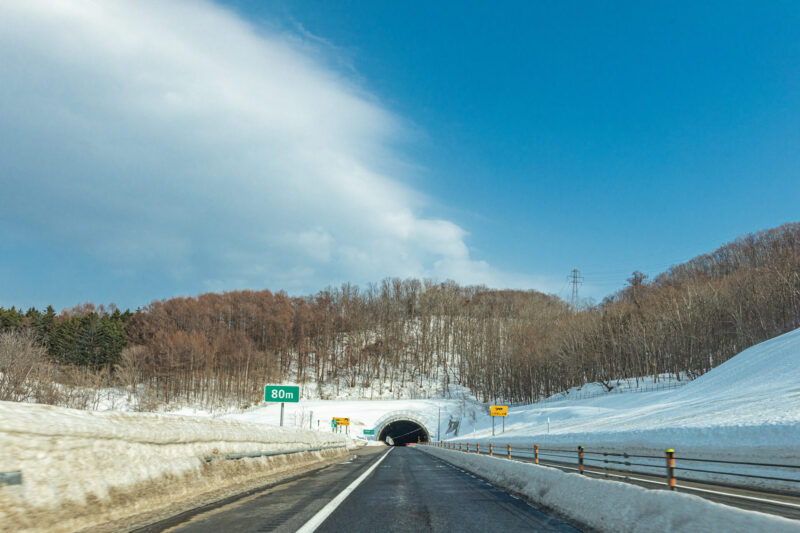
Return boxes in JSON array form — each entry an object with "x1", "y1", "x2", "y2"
[
  {"x1": 0, "y1": 402, "x2": 351, "y2": 532},
  {"x1": 419, "y1": 445, "x2": 800, "y2": 533}
]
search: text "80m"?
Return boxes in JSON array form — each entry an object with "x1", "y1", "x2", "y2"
[{"x1": 264, "y1": 385, "x2": 300, "y2": 403}]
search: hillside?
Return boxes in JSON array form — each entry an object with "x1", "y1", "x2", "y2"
[{"x1": 449, "y1": 326, "x2": 800, "y2": 489}]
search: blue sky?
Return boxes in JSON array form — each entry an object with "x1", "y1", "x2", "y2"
[{"x1": 1, "y1": 1, "x2": 799, "y2": 311}]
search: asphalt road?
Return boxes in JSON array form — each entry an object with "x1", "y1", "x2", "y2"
[{"x1": 161, "y1": 446, "x2": 582, "y2": 533}]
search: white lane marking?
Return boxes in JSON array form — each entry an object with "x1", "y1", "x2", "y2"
[{"x1": 295, "y1": 448, "x2": 394, "y2": 533}]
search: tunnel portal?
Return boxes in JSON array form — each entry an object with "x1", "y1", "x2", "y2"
[{"x1": 378, "y1": 419, "x2": 429, "y2": 445}]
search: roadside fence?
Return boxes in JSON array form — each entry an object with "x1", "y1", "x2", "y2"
[{"x1": 423, "y1": 441, "x2": 800, "y2": 495}]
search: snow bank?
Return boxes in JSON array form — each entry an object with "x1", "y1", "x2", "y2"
[
  {"x1": 451, "y1": 327, "x2": 800, "y2": 488},
  {"x1": 0, "y1": 401, "x2": 351, "y2": 532},
  {"x1": 419, "y1": 446, "x2": 800, "y2": 533}
]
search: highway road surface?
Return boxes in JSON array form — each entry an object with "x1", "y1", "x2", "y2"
[{"x1": 156, "y1": 446, "x2": 583, "y2": 533}]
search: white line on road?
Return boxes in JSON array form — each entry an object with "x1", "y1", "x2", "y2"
[{"x1": 295, "y1": 448, "x2": 394, "y2": 533}]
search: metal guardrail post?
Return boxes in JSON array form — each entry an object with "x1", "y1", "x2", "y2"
[
  {"x1": 666, "y1": 449, "x2": 676, "y2": 490},
  {"x1": 459, "y1": 443, "x2": 462, "y2": 452},
  {"x1": 507, "y1": 444, "x2": 511, "y2": 459},
  {"x1": 534, "y1": 444, "x2": 539, "y2": 464},
  {"x1": 476, "y1": 443, "x2": 480, "y2": 454},
  {"x1": 578, "y1": 446, "x2": 585, "y2": 474},
  {"x1": 489, "y1": 443, "x2": 493, "y2": 456}
]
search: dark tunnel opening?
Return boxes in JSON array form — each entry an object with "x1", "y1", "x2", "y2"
[{"x1": 378, "y1": 419, "x2": 429, "y2": 446}]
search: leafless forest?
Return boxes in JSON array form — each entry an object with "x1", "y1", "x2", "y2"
[
  {"x1": 3, "y1": 223, "x2": 800, "y2": 408},
  {"x1": 120, "y1": 223, "x2": 800, "y2": 407}
]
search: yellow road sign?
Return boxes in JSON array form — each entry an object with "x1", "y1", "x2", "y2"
[
  {"x1": 333, "y1": 417, "x2": 350, "y2": 426},
  {"x1": 490, "y1": 405, "x2": 508, "y2": 417}
]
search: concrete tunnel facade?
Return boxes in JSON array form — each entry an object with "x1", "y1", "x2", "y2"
[{"x1": 374, "y1": 412, "x2": 431, "y2": 445}]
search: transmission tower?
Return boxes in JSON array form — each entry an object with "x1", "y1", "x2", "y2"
[{"x1": 569, "y1": 268, "x2": 583, "y2": 309}]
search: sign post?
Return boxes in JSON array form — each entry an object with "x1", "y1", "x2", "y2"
[
  {"x1": 264, "y1": 385, "x2": 300, "y2": 427},
  {"x1": 490, "y1": 405, "x2": 508, "y2": 436}
]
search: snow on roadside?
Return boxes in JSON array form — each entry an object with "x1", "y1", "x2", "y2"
[
  {"x1": 419, "y1": 446, "x2": 800, "y2": 533},
  {"x1": 0, "y1": 401, "x2": 351, "y2": 532}
]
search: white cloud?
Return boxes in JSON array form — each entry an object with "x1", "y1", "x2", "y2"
[{"x1": 0, "y1": 0, "x2": 534, "y2": 295}]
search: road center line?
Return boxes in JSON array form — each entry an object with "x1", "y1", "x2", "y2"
[{"x1": 295, "y1": 448, "x2": 394, "y2": 533}]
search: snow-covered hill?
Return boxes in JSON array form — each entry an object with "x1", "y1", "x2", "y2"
[
  {"x1": 453, "y1": 326, "x2": 800, "y2": 448},
  {"x1": 441, "y1": 326, "x2": 800, "y2": 491}
]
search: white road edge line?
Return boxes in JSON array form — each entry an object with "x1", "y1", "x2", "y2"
[{"x1": 295, "y1": 448, "x2": 394, "y2": 533}]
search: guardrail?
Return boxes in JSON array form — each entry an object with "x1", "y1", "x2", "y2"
[{"x1": 423, "y1": 441, "x2": 800, "y2": 494}]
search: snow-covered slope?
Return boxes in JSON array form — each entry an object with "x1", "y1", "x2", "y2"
[{"x1": 447, "y1": 327, "x2": 800, "y2": 488}]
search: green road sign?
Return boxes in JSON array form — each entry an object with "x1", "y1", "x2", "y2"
[
  {"x1": 264, "y1": 385, "x2": 300, "y2": 403},
  {"x1": 363, "y1": 429, "x2": 375, "y2": 435}
]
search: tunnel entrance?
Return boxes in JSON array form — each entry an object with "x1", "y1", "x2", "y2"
[{"x1": 378, "y1": 419, "x2": 429, "y2": 445}]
